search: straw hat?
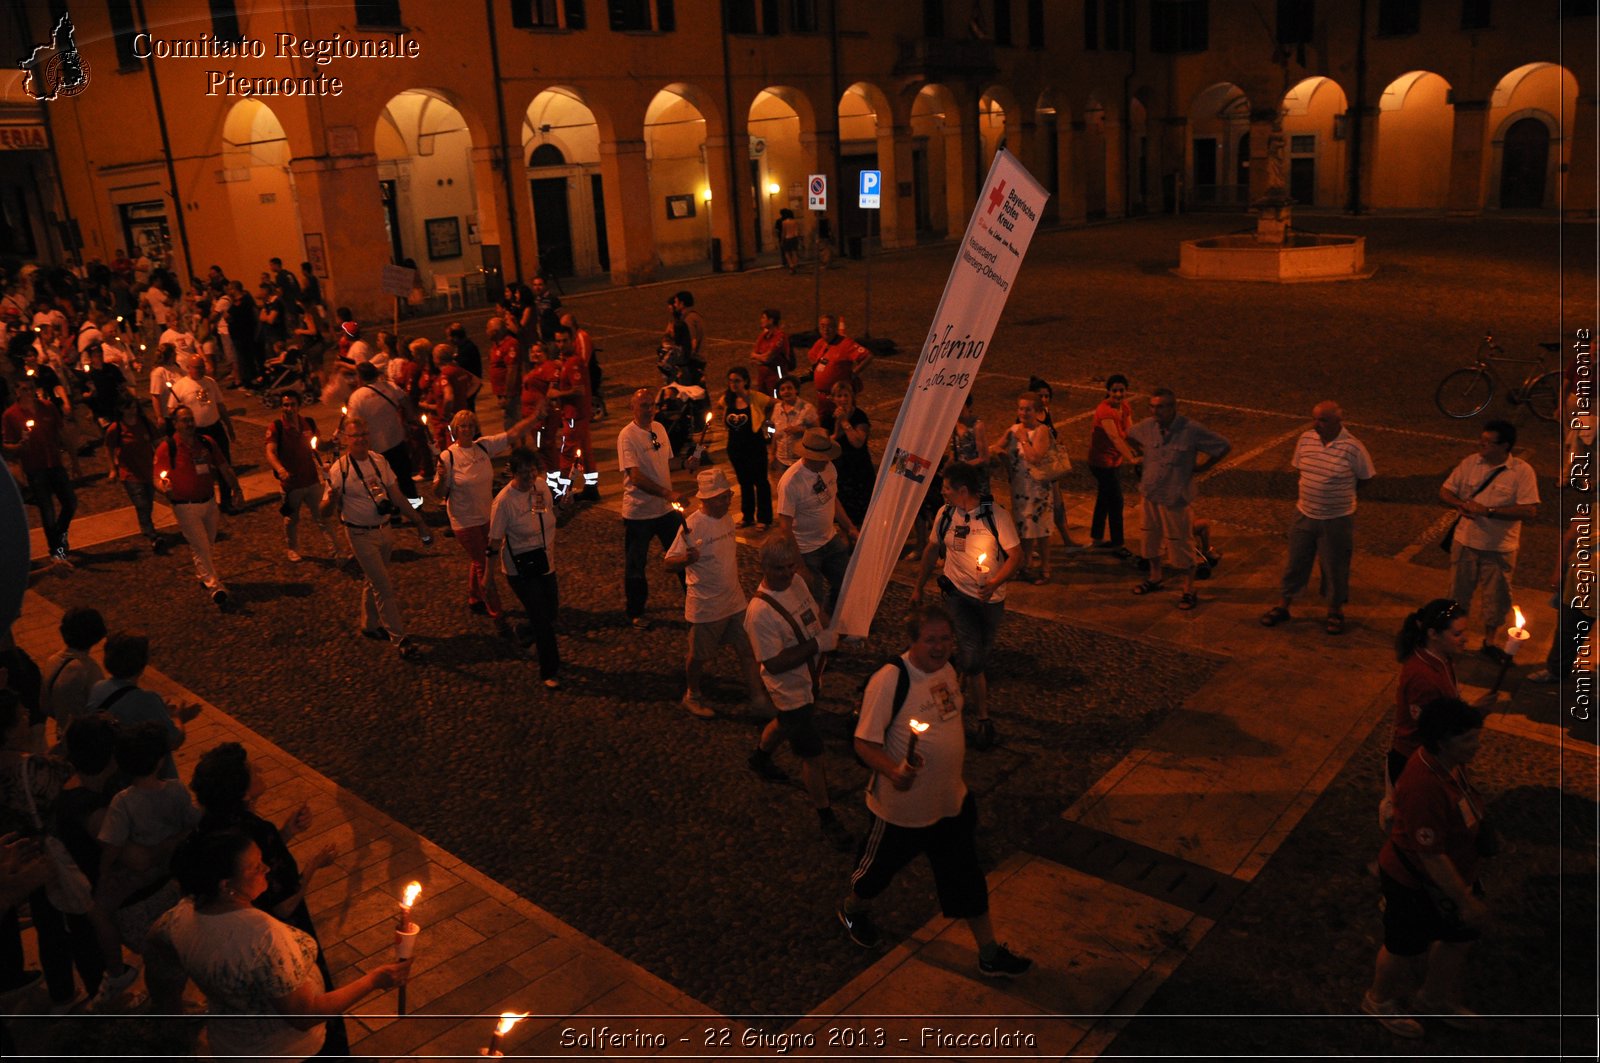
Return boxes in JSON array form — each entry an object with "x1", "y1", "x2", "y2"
[
  {"x1": 795, "y1": 427, "x2": 842, "y2": 462},
  {"x1": 695, "y1": 467, "x2": 733, "y2": 499}
]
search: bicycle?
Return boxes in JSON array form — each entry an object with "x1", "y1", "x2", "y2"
[{"x1": 1434, "y1": 331, "x2": 1562, "y2": 422}]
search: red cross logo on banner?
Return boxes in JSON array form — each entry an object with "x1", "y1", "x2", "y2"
[{"x1": 987, "y1": 180, "x2": 1008, "y2": 214}]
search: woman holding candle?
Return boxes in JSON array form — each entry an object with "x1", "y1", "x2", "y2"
[
  {"x1": 149, "y1": 830, "x2": 409, "y2": 1061},
  {"x1": 992, "y1": 393, "x2": 1054, "y2": 584},
  {"x1": 718, "y1": 366, "x2": 772, "y2": 529},
  {"x1": 488, "y1": 447, "x2": 563, "y2": 687},
  {"x1": 190, "y1": 744, "x2": 346, "y2": 1057},
  {"x1": 1389, "y1": 599, "x2": 1467, "y2": 786},
  {"x1": 1362, "y1": 696, "x2": 1491, "y2": 1037}
]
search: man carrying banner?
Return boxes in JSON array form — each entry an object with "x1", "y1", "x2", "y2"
[
  {"x1": 775, "y1": 428, "x2": 859, "y2": 612},
  {"x1": 910, "y1": 461, "x2": 1022, "y2": 751}
]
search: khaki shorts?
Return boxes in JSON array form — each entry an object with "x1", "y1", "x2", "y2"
[
  {"x1": 1140, "y1": 499, "x2": 1195, "y2": 569},
  {"x1": 689, "y1": 612, "x2": 751, "y2": 661}
]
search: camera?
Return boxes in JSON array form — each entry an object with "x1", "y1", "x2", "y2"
[{"x1": 376, "y1": 498, "x2": 396, "y2": 517}]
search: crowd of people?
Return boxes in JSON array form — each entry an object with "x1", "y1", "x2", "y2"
[{"x1": 1, "y1": 251, "x2": 1591, "y2": 1052}]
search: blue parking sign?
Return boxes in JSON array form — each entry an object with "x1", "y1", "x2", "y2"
[{"x1": 858, "y1": 169, "x2": 881, "y2": 209}]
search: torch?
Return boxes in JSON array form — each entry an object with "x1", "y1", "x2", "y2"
[
  {"x1": 697, "y1": 409, "x2": 715, "y2": 445},
  {"x1": 904, "y1": 719, "x2": 929, "y2": 767},
  {"x1": 395, "y1": 881, "x2": 422, "y2": 1015},
  {"x1": 484, "y1": 1011, "x2": 529, "y2": 1057}
]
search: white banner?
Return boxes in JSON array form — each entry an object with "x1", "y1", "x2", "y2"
[{"x1": 833, "y1": 149, "x2": 1049, "y2": 636}]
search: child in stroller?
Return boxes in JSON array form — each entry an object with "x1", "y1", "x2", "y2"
[{"x1": 259, "y1": 341, "x2": 311, "y2": 405}]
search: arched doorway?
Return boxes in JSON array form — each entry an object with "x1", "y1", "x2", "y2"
[
  {"x1": 978, "y1": 90, "x2": 1008, "y2": 175},
  {"x1": 1371, "y1": 71, "x2": 1453, "y2": 209},
  {"x1": 749, "y1": 89, "x2": 809, "y2": 257},
  {"x1": 220, "y1": 101, "x2": 303, "y2": 283},
  {"x1": 911, "y1": 83, "x2": 962, "y2": 236},
  {"x1": 1187, "y1": 83, "x2": 1250, "y2": 208},
  {"x1": 374, "y1": 90, "x2": 483, "y2": 284},
  {"x1": 523, "y1": 88, "x2": 607, "y2": 277},
  {"x1": 1487, "y1": 63, "x2": 1578, "y2": 210},
  {"x1": 839, "y1": 82, "x2": 889, "y2": 250},
  {"x1": 645, "y1": 86, "x2": 712, "y2": 269},
  {"x1": 1082, "y1": 92, "x2": 1109, "y2": 218},
  {"x1": 1034, "y1": 90, "x2": 1066, "y2": 220},
  {"x1": 1500, "y1": 119, "x2": 1550, "y2": 208},
  {"x1": 1281, "y1": 76, "x2": 1350, "y2": 207}
]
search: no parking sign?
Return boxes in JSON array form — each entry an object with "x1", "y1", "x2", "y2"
[{"x1": 807, "y1": 174, "x2": 826, "y2": 210}]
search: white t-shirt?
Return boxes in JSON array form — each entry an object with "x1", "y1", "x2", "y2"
[
  {"x1": 212, "y1": 294, "x2": 231, "y2": 335},
  {"x1": 776, "y1": 461, "x2": 839, "y2": 552},
  {"x1": 158, "y1": 327, "x2": 200, "y2": 359},
  {"x1": 150, "y1": 364, "x2": 181, "y2": 412},
  {"x1": 770, "y1": 399, "x2": 818, "y2": 466},
  {"x1": 856, "y1": 655, "x2": 966, "y2": 827},
  {"x1": 327, "y1": 451, "x2": 401, "y2": 526},
  {"x1": 153, "y1": 900, "x2": 326, "y2": 1062},
  {"x1": 348, "y1": 382, "x2": 406, "y2": 453},
  {"x1": 617, "y1": 420, "x2": 674, "y2": 520},
  {"x1": 665, "y1": 509, "x2": 746, "y2": 623},
  {"x1": 930, "y1": 501, "x2": 1021, "y2": 602},
  {"x1": 1442, "y1": 453, "x2": 1541, "y2": 553},
  {"x1": 437, "y1": 432, "x2": 511, "y2": 529},
  {"x1": 171, "y1": 375, "x2": 224, "y2": 428},
  {"x1": 744, "y1": 579, "x2": 823, "y2": 710},
  {"x1": 488, "y1": 479, "x2": 558, "y2": 576}
]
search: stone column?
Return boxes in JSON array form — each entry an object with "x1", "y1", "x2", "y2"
[
  {"x1": 1103, "y1": 112, "x2": 1126, "y2": 219},
  {"x1": 1445, "y1": 99, "x2": 1489, "y2": 216},
  {"x1": 1057, "y1": 117, "x2": 1084, "y2": 223},
  {"x1": 597, "y1": 138, "x2": 655, "y2": 286},
  {"x1": 468, "y1": 144, "x2": 509, "y2": 280},
  {"x1": 879, "y1": 124, "x2": 915, "y2": 249},
  {"x1": 703, "y1": 133, "x2": 749, "y2": 272},
  {"x1": 289, "y1": 153, "x2": 391, "y2": 321},
  {"x1": 1351, "y1": 106, "x2": 1380, "y2": 213}
]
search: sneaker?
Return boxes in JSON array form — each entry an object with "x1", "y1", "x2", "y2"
[
  {"x1": 577, "y1": 487, "x2": 601, "y2": 502},
  {"x1": 285, "y1": 549, "x2": 303, "y2": 563},
  {"x1": 91, "y1": 962, "x2": 140, "y2": 1009},
  {"x1": 681, "y1": 692, "x2": 715, "y2": 719},
  {"x1": 210, "y1": 588, "x2": 229, "y2": 607},
  {"x1": 837, "y1": 905, "x2": 881, "y2": 949},
  {"x1": 978, "y1": 943, "x2": 1033, "y2": 978},
  {"x1": 971, "y1": 717, "x2": 996, "y2": 751},
  {"x1": 820, "y1": 815, "x2": 854, "y2": 853},
  {"x1": 1413, "y1": 993, "x2": 1479, "y2": 1030},
  {"x1": 50, "y1": 549, "x2": 74, "y2": 570},
  {"x1": 1361, "y1": 991, "x2": 1424, "y2": 1038},
  {"x1": 747, "y1": 749, "x2": 789, "y2": 782}
]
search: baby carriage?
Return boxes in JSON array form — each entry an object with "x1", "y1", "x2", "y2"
[{"x1": 258, "y1": 346, "x2": 312, "y2": 406}]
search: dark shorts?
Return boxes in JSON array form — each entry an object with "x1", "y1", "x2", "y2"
[
  {"x1": 775, "y1": 702, "x2": 824, "y2": 759},
  {"x1": 1379, "y1": 868, "x2": 1480, "y2": 957}
]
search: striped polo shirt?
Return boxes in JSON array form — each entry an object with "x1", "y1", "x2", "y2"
[{"x1": 1292, "y1": 427, "x2": 1375, "y2": 519}]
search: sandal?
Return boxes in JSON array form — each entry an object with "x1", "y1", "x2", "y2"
[
  {"x1": 1176, "y1": 591, "x2": 1198, "y2": 611},
  {"x1": 1325, "y1": 613, "x2": 1346, "y2": 635},
  {"x1": 1259, "y1": 606, "x2": 1292, "y2": 627},
  {"x1": 1132, "y1": 579, "x2": 1165, "y2": 595}
]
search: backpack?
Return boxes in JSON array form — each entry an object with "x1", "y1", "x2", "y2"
[{"x1": 934, "y1": 499, "x2": 1010, "y2": 562}]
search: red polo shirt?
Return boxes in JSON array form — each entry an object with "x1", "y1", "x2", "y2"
[
  {"x1": 1392, "y1": 651, "x2": 1457, "y2": 759},
  {"x1": 153, "y1": 434, "x2": 221, "y2": 503},
  {"x1": 2, "y1": 402, "x2": 63, "y2": 474},
  {"x1": 1379, "y1": 749, "x2": 1483, "y2": 889}
]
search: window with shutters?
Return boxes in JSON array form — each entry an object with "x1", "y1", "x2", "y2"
[
  {"x1": 513, "y1": 0, "x2": 586, "y2": 28},
  {"x1": 791, "y1": 0, "x2": 818, "y2": 30},
  {"x1": 107, "y1": 0, "x2": 140, "y2": 68},
  {"x1": 1376, "y1": 0, "x2": 1419, "y2": 35}
]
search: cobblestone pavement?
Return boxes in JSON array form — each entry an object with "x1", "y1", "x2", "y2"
[{"x1": 13, "y1": 214, "x2": 1593, "y2": 1050}]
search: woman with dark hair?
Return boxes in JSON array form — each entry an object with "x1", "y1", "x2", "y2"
[
  {"x1": 718, "y1": 366, "x2": 772, "y2": 529},
  {"x1": 1390, "y1": 599, "x2": 1467, "y2": 785},
  {"x1": 489, "y1": 447, "x2": 563, "y2": 687},
  {"x1": 1363, "y1": 696, "x2": 1490, "y2": 1037},
  {"x1": 1087, "y1": 374, "x2": 1136, "y2": 557},
  {"x1": 149, "y1": 829, "x2": 408, "y2": 1061},
  {"x1": 749, "y1": 308, "x2": 791, "y2": 395},
  {"x1": 824, "y1": 380, "x2": 873, "y2": 529},
  {"x1": 190, "y1": 743, "x2": 344, "y2": 1056}
]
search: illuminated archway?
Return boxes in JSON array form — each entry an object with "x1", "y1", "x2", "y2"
[
  {"x1": 1486, "y1": 62, "x2": 1578, "y2": 209},
  {"x1": 374, "y1": 90, "x2": 483, "y2": 283},
  {"x1": 1371, "y1": 71, "x2": 1453, "y2": 209},
  {"x1": 1280, "y1": 76, "x2": 1349, "y2": 207},
  {"x1": 220, "y1": 100, "x2": 303, "y2": 283},
  {"x1": 748, "y1": 88, "x2": 812, "y2": 256},
  {"x1": 523, "y1": 87, "x2": 608, "y2": 276},
  {"x1": 645, "y1": 86, "x2": 712, "y2": 269}
]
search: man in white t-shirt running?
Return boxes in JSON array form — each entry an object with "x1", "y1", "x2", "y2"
[
  {"x1": 743, "y1": 534, "x2": 851, "y2": 852},
  {"x1": 664, "y1": 468, "x2": 769, "y2": 718},
  {"x1": 837, "y1": 605, "x2": 1032, "y2": 978},
  {"x1": 618, "y1": 387, "x2": 693, "y2": 628}
]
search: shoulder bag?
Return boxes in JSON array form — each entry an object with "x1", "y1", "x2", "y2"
[{"x1": 1439, "y1": 465, "x2": 1507, "y2": 553}]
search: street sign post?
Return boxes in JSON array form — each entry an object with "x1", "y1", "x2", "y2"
[
  {"x1": 857, "y1": 170, "x2": 882, "y2": 334},
  {"x1": 807, "y1": 174, "x2": 826, "y2": 210}
]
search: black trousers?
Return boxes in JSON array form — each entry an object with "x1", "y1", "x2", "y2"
[
  {"x1": 623, "y1": 511, "x2": 685, "y2": 618},
  {"x1": 507, "y1": 570, "x2": 561, "y2": 679},
  {"x1": 729, "y1": 442, "x2": 772, "y2": 524},
  {"x1": 381, "y1": 442, "x2": 417, "y2": 502},
  {"x1": 1089, "y1": 464, "x2": 1124, "y2": 545},
  {"x1": 1, "y1": 887, "x2": 104, "y2": 1003}
]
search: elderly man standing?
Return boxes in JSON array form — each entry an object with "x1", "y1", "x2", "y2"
[
  {"x1": 805, "y1": 314, "x2": 871, "y2": 421},
  {"x1": 1127, "y1": 387, "x2": 1232, "y2": 611},
  {"x1": 618, "y1": 387, "x2": 690, "y2": 629},
  {"x1": 1440, "y1": 419, "x2": 1540, "y2": 654},
  {"x1": 319, "y1": 417, "x2": 434, "y2": 659},
  {"x1": 1260, "y1": 402, "x2": 1376, "y2": 634}
]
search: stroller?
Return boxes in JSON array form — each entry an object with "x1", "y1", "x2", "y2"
[
  {"x1": 258, "y1": 346, "x2": 312, "y2": 406},
  {"x1": 655, "y1": 342, "x2": 710, "y2": 460}
]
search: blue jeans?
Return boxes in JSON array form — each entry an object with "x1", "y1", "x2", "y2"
[
  {"x1": 121, "y1": 479, "x2": 159, "y2": 542},
  {"x1": 801, "y1": 533, "x2": 852, "y2": 613},
  {"x1": 26, "y1": 466, "x2": 76, "y2": 556}
]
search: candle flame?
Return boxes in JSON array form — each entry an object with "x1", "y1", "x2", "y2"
[
  {"x1": 401, "y1": 881, "x2": 422, "y2": 908},
  {"x1": 421, "y1": 413, "x2": 428, "y2": 425},
  {"x1": 574, "y1": 449, "x2": 582, "y2": 458},
  {"x1": 704, "y1": 412, "x2": 713, "y2": 425},
  {"x1": 495, "y1": 1012, "x2": 529, "y2": 1036},
  {"x1": 976, "y1": 553, "x2": 987, "y2": 566},
  {"x1": 24, "y1": 419, "x2": 34, "y2": 429},
  {"x1": 671, "y1": 502, "x2": 685, "y2": 512},
  {"x1": 310, "y1": 435, "x2": 318, "y2": 450},
  {"x1": 1511, "y1": 606, "x2": 1525, "y2": 631},
  {"x1": 340, "y1": 405, "x2": 348, "y2": 416},
  {"x1": 908, "y1": 719, "x2": 929, "y2": 734}
]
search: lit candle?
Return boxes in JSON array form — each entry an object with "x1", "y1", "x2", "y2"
[
  {"x1": 340, "y1": 405, "x2": 348, "y2": 416},
  {"x1": 397, "y1": 880, "x2": 422, "y2": 933},
  {"x1": 905, "y1": 718, "x2": 929, "y2": 764},
  {"x1": 671, "y1": 501, "x2": 685, "y2": 513},
  {"x1": 486, "y1": 1012, "x2": 529, "y2": 1057},
  {"x1": 976, "y1": 552, "x2": 988, "y2": 575},
  {"x1": 1500, "y1": 605, "x2": 1530, "y2": 658},
  {"x1": 395, "y1": 881, "x2": 422, "y2": 1015},
  {"x1": 421, "y1": 413, "x2": 428, "y2": 426},
  {"x1": 23, "y1": 419, "x2": 35, "y2": 434}
]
